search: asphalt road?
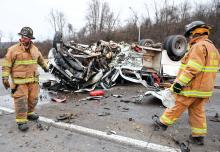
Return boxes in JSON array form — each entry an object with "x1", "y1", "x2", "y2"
[{"x1": 0, "y1": 69, "x2": 220, "y2": 152}]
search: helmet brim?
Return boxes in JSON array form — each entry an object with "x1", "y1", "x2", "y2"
[{"x1": 18, "y1": 33, "x2": 35, "y2": 39}]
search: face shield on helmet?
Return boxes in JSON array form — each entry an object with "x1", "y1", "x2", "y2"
[{"x1": 184, "y1": 21, "x2": 212, "y2": 38}]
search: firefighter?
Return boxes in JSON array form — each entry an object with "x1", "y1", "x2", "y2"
[
  {"x1": 2, "y1": 27, "x2": 48, "y2": 131},
  {"x1": 152, "y1": 21, "x2": 220, "y2": 145}
]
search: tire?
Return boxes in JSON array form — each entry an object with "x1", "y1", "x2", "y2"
[
  {"x1": 163, "y1": 35, "x2": 187, "y2": 61},
  {"x1": 139, "y1": 39, "x2": 154, "y2": 46},
  {"x1": 53, "y1": 31, "x2": 63, "y2": 50}
]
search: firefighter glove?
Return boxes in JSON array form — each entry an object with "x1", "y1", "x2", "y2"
[
  {"x1": 2, "y1": 78, "x2": 10, "y2": 89},
  {"x1": 173, "y1": 82, "x2": 183, "y2": 93}
]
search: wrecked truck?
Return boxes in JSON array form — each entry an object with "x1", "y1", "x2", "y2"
[{"x1": 46, "y1": 32, "x2": 187, "y2": 91}]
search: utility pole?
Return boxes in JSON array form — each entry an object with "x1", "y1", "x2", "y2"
[{"x1": 129, "y1": 7, "x2": 141, "y2": 42}]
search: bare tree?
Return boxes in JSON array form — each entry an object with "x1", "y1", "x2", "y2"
[
  {"x1": 77, "y1": 26, "x2": 88, "y2": 42},
  {"x1": 179, "y1": 0, "x2": 191, "y2": 21},
  {"x1": 67, "y1": 23, "x2": 76, "y2": 40},
  {"x1": 85, "y1": 0, "x2": 118, "y2": 36},
  {"x1": 142, "y1": 3, "x2": 152, "y2": 28},
  {"x1": 86, "y1": 0, "x2": 100, "y2": 34},
  {"x1": 48, "y1": 9, "x2": 66, "y2": 33},
  {"x1": 153, "y1": 0, "x2": 160, "y2": 24}
]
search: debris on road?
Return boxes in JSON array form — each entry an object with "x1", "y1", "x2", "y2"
[
  {"x1": 56, "y1": 113, "x2": 78, "y2": 123},
  {"x1": 97, "y1": 112, "x2": 111, "y2": 116},
  {"x1": 134, "y1": 89, "x2": 175, "y2": 108},
  {"x1": 106, "y1": 130, "x2": 117, "y2": 135},
  {"x1": 214, "y1": 85, "x2": 220, "y2": 89},
  {"x1": 36, "y1": 123, "x2": 44, "y2": 131},
  {"x1": 51, "y1": 96, "x2": 67, "y2": 103},
  {"x1": 120, "y1": 99, "x2": 131, "y2": 103},
  {"x1": 89, "y1": 90, "x2": 105, "y2": 96},
  {"x1": 134, "y1": 125, "x2": 144, "y2": 133},
  {"x1": 79, "y1": 96, "x2": 106, "y2": 101},
  {"x1": 121, "y1": 107, "x2": 129, "y2": 112},
  {"x1": 128, "y1": 118, "x2": 134, "y2": 122},
  {"x1": 209, "y1": 113, "x2": 220, "y2": 122},
  {"x1": 112, "y1": 94, "x2": 123, "y2": 98},
  {"x1": 104, "y1": 107, "x2": 111, "y2": 110},
  {"x1": 145, "y1": 89, "x2": 175, "y2": 108}
]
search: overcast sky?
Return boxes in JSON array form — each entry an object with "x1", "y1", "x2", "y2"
[{"x1": 0, "y1": 0, "x2": 209, "y2": 42}]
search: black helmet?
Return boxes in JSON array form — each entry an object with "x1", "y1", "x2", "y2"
[
  {"x1": 184, "y1": 21, "x2": 211, "y2": 38},
  {"x1": 18, "y1": 27, "x2": 35, "y2": 39}
]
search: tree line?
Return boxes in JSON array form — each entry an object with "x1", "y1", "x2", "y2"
[
  {"x1": 74, "y1": 0, "x2": 220, "y2": 46},
  {"x1": 0, "y1": 0, "x2": 219, "y2": 58}
]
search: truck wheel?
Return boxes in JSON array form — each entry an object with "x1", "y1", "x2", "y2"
[
  {"x1": 163, "y1": 35, "x2": 187, "y2": 61},
  {"x1": 139, "y1": 39, "x2": 154, "y2": 46}
]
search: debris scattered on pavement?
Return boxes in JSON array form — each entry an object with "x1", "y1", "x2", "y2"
[
  {"x1": 36, "y1": 122, "x2": 50, "y2": 131},
  {"x1": 179, "y1": 142, "x2": 190, "y2": 152},
  {"x1": 106, "y1": 130, "x2": 117, "y2": 135},
  {"x1": 90, "y1": 90, "x2": 105, "y2": 96},
  {"x1": 36, "y1": 123, "x2": 44, "y2": 131},
  {"x1": 51, "y1": 96, "x2": 67, "y2": 103},
  {"x1": 79, "y1": 96, "x2": 106, "y2": 101},
  {"x1": 8, "y1": 130, "x2": 13, "y2": 134},
  {"x1": 131, "y1": 95, "x2": 145, "y2": 103},
  {"x1": 56, "y1": 113, "x2": 78, "y2": 123},
  {"x1": 97, "y1": 112, "x2": 111, "y2": 116},
  {"x1": 166, "y1": 135, "x2": 191, "y2": 152},
  {"x1": 209, "y1": 113, "x2": 220, "y2": 122},
  {"x1": 134, "y1": 89, "x2": 175, "y2": 108},
  {"x1": 128, "y1": 118, "x2": 135, "y2": 122},
  {"x1": 121, "y1": 107, "x2": 129, "y2": 112},
  {"x1": 112, "y1": 94, "x2": 122, "y2": 98},
  {"x1": 104, "y1": 107, "x2": 111, "y2": 110},
  {"x1": 120, "y1": 99, "x2": 131, "y2": 103},
  {"x1": 134, "y1": 125, "x2": 144, "y2": 133},
  {"x1": 214, "y1": 85, "x2": 220, "y2": 89}
]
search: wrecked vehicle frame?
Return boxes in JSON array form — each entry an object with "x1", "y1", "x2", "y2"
[{"x1": 47, "y1": 32, "x2": 187, "y2": 92}]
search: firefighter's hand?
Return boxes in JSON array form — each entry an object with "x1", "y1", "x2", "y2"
[
  {"x1": 173, "y1": 82, "x2": 182, "y2": 93},
  {"x1": 2, "y1": 78, "x2": 10, "y2": 90}
]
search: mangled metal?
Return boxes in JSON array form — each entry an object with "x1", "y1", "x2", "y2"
[{"x1": 46, "y1": 32, "x2": 187, "y2": 92}]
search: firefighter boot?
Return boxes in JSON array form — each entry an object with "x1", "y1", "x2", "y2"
[
  {"x1": 189, "y1": 135, "x2": 204, "y2": 145},
  {"x1": 152, "y1": 115, "x2": 168, "y2": 131},
  {"x1": 27, "y1": 113, "x2": 39, "y2": 121},
  {"x1": 17, "y1": 122, "x2": 29, "y2": 132}
]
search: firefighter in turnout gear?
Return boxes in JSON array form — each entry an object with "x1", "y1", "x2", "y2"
[
  {"x1": 2, "y1": 27, "x2": 48, "y2": 131},
  {"x1": 152, "y1": 21, "x2": 220, "y2": 145}
]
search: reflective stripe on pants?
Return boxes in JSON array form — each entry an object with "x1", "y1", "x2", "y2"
[
  {"x1": 160, "y1": 94, "x2": 208, "y2": 137},
  {"x1": 12, "y1": 83, "x2": 39, "y2": 122},
  {"x1": 13, "y1": 77, "x2": 39, "y2": 85}
]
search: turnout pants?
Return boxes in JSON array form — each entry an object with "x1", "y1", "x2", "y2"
[
  {"x1": 12, "y1": 83, "x2": 39, "y2": 123},
  {"x1": 160, "y1": 94, "x2": 208, "y2": 137}
]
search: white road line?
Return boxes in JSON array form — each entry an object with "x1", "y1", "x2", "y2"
[
  {"x1": 0, "y1": 106, "x2": 14, "y2": 113},
  {"x1": 0, "y1": 106, "x2": 180, "y2": 152}
]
